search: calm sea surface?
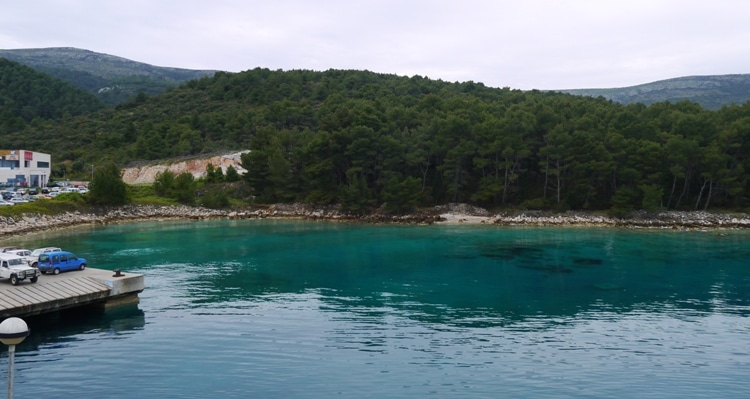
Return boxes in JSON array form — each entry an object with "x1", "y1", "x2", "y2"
[{"x1": 3, "y1": 219, "x2": 750, "y2": 398}]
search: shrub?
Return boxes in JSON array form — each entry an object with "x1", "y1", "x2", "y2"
[
  {"x1": 201, "y1": 189, "x2": 230, "y2": 209},
  {"x1": 520, "y1": 197, "x2": 552, "y2": 210},
  {"x1": 88, "y1": 161, "x2": 130, "y2": 205}
]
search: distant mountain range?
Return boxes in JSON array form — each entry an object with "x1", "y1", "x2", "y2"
[
  {"x1": 1, "y1": 47, "x2": 748, "y2": 109},
  {"x1": 0, "y1": 47, "x2": 216, "y2": 105},
  {"x1": 559, "y1": 74, "x2": 750, "y2": 110}
]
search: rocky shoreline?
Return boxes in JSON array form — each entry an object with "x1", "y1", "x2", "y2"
[{"x1": 2, "y1": 203, "x2": 750, "y2": 238}]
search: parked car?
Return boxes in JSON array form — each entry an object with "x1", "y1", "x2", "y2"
[
  {"x1": 3, "y1": 248, "x2": 37, "y2": 267},
  {"x1": 0, "y1": 200, "x2": 13, "y2": 206},
  {"x1": 60, "y1": 187, "x2": 79, "y2": 194},
  {"x1": 0, "y1": 253, "x2": 40, "y2": 285},
  {"x1": 37, "y1": 251, "x2": 87, "y2": 275},
  {"x1": 0, "y1": 246, "x2": 22, "y2": 253},
  {"x1": 31, "y1": 247, "x2": 62, "y2": 257},
  {"x1": 30, "y1": 247, "x2": 62, "y2": 267}
]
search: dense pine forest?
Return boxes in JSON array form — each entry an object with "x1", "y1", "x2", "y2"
[
  {"x1": 0, "y1": 58, "x2": 106, "y2": 132},
  {"x1": 0, "y1": 47, "x2": 217, "y2": 105},
  {"x1": 3, "y1": 59, "x2": 750, "y2": 214}
]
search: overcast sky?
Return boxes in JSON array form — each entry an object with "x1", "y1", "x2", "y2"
[{"x1": 2, "y1": 1, "x2": 749, "y2": 90}]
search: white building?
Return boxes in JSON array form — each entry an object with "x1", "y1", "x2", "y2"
[{"x1": 0, "y1": 150, "x2": 51, "y2": 187}]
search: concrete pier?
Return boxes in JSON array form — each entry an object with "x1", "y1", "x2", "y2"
[{"x1": 0, "y1": 268, "x2": 144, "y2": 318}]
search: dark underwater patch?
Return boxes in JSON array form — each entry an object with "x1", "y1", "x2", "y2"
[
  {"x1": 479, "y1": 245, "x2": 545, "y2": 261},
  {"x1": 517, "y1": 263, "x2": 574, "y2": 274},
  {"x1": 573, "y1": 257, "x2": 604, "y2": 266}
]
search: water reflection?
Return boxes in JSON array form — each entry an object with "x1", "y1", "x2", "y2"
[
  {"x1": 192, "y1": 256, "x2": 750, "y2": 328},
  {"x1": 6, "y1": 221, "x2": 750, "y2": 398},
  {"x1": 152, "y1": 263, "x2": 749, "y2": 334},
  {"x1": 12, "y1": 220, "x2": 750, "y2": 327},
  {"x1": 6, "y1": 304, "x2": 145, "y2": 356}
]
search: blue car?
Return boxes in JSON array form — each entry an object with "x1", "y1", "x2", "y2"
[{"x1": 37, "y1": 251, "x2": 87, "y2": 275}]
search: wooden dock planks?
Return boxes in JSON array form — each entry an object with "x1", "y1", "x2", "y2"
[{"x1": 0, "y1": 276, "x2": 111, "y2": 318}]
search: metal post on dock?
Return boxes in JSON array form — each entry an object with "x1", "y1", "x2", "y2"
[{"x1": 0, "y1": 317, "x2": 29, "y2": 399}]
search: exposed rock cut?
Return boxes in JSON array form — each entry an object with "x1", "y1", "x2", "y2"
[{"x1": 121, "y1": 151, "x2": 249, "y2": 184}]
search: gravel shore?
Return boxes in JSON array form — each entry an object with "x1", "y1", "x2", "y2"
[{"x1": 2, "y1": 203, "x2": 750, "y2": 238}]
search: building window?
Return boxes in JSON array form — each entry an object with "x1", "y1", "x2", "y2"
[
  {"x1": 0, "y1": 160, "x2": 19, "y2": 169},
  {"x1": 37, "y1": 161, "x2": 50, "y2": 168}
]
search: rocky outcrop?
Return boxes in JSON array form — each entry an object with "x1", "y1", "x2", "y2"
[
  {"x1": 2, "y1": 204, "x2": 750, "y2": 238},
  {"x1": 0, "y1": 206, "x2": 228, "y2": 237},
  {"x1": 486, "y1": 210, "x2": 750, "y2": 228},
  {"x1": 121, "y1": 151, "x2": 249, "y2": 184}
]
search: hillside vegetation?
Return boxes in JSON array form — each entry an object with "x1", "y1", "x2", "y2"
[
  {"x1": 0, "y1": 58, "x2": 106, "y2": 132},
  {"x1": 0, "y1": 47, "x2": 216, "y2": 105},
  {"x1": 561, "y1": 74, "x2": 750, "y2": 110},
  {"x1": 4, "y1": 66, "x2": 750, "y2": 215},
  {"x1": 5, "y1": 48, "x2": 750, "y2": 109}
]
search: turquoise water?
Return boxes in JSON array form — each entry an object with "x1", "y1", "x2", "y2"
[{"x1": 4, "y1": 220, "x2": 750, "y2": 398}]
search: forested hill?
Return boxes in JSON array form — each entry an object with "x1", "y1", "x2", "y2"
[
  {"x1": 4, "y1": 47, "x2": 750, "y2": 110},
  {"x1": 560, "y1": 74, "x2": 750, "y2": 110},
  {"x1": 0, "y1": 58, "x2": 106, "y2": 133},
  {"x1": 0, "y1": 47, "x2": 217, "y2": 105},
  {"x1": 5, "y1": 67, "x2": 750, "y2": 214}
]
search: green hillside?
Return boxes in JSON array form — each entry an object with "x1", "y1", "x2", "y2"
[
  {"x1": 4, "y1": 47, "x2": 749, "y2": 110},
  {"x1": 0, "y1": 47, "x2": 217, "y2": 105},
  {"x1": 561, "y1": 74, "x2": 750, "y2": 110},
  {"x1": 0, "y1": 58, "x2": 106, "y2": 133},
  {"x1": 4, "y1": 67, "x2": 750, "y2": 214}
]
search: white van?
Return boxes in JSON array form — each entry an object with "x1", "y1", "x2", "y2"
[
  {"x1": 3, "y1": 248, "x2": 36, "y2": 267},
  {"x1": 30, "y1": 247, "x2": 62, "y2": 267}
]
